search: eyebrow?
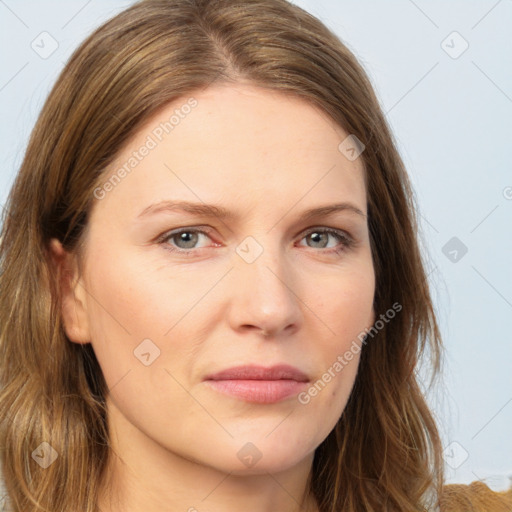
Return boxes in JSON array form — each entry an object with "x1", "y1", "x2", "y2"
[{"x1": 137, "y1": 200, "x2": 367, "y2": 222}]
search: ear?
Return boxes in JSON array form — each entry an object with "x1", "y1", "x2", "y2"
[{"x1": 49, "y1": 238, "x2": 91, "y2": 344}]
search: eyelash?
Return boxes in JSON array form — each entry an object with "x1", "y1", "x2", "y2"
[{"x1": 157, "y1": 226, "x2": 355, "y2": 257}]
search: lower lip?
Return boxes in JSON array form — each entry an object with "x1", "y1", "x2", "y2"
[{"x1": 205, "y1": 379, "x2": 308, "y2": 403}]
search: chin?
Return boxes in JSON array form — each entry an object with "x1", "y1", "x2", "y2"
[{"x1": 213, "y1": 437, "x2": 316, "y2": 476}]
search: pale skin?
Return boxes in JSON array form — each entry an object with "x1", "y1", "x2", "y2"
[{"x1": 51, "y1": 82, "x2": 376, "y2": 512}]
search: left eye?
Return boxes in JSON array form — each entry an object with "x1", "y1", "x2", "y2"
[{"x1": 298, "y1": 228, "x2": 351, "y2": 250}]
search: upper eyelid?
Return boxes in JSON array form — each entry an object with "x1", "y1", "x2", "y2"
[{"x1": 301, "y1": 226, "x2": 351, "y2": 237}]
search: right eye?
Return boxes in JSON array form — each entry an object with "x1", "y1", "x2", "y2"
[{"x1": 159, "y1": 228, "x2": 217, "y2": 253}]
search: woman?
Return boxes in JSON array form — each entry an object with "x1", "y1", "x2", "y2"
[{"x1": 0, "y1": 1, "x2": 509, "y2": 511}]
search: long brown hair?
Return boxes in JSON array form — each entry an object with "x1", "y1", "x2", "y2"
[{"x1": 0, "y1": 0, "x2": 443, "y2": 510}]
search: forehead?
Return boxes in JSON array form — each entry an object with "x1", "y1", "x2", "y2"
[{"x1": 92, "y1": 83, "x2": 367, "y2": 220}]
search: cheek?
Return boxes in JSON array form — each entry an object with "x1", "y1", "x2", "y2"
[
  {"x1": 82, "y1": 257, "x2": 203, "y2": 428},
  {"x1": 312, "y1": 264, "x2": 375, "y2": 346},
  {"x1": 295, "y1": 264, "x2": 373, "y2": 419},
  {"x1": 82, "y1": 247, "x2": 223, "y2": 389},
  {"x1": 85, "y1": 247, "x2": 209, "y2": 337}
]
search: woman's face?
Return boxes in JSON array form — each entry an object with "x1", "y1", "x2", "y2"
[{"x1": 63, "y1": 83, "x2": 375, "y2": 475}]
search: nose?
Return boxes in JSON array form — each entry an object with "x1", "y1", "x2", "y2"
[{"x1": 226, "y1": 237, "x2": 303, "y2": 339}]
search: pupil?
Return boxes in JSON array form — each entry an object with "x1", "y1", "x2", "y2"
[
  {"x1": 176, "y1": 232, "x2": 197, "y2": 248},
  {"x1": 310, "y1": 232, "x2": 327, "y2": 248}
]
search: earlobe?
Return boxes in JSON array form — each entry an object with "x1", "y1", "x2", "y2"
[{"x1": 49, "y1": 238, "x2": 91, "y2": 344}]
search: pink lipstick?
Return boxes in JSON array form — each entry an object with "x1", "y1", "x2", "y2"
[{"x1": 203, "y1": 364, "x2": 309, "y2": 404}]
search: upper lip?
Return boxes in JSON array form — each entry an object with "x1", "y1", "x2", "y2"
[{"x1": 204, "y1": 364, "x2": 310, "y2": 382}]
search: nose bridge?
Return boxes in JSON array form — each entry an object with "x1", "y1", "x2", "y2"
[{"x1": 230, "y1": 233, "x2": 302, "y2": 335}]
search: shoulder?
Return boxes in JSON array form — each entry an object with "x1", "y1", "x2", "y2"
[{"x1": 440, "y1": 481, "x2": 512, "y2": 512}]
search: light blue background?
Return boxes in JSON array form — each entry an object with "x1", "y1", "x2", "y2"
[{"x1": 1, "y1": 0, "x2": 511, "y2": 490}]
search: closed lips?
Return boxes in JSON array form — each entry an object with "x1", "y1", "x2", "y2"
[{"x1": 204, "y1": 364, "x2": 310, "y2": 382}]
